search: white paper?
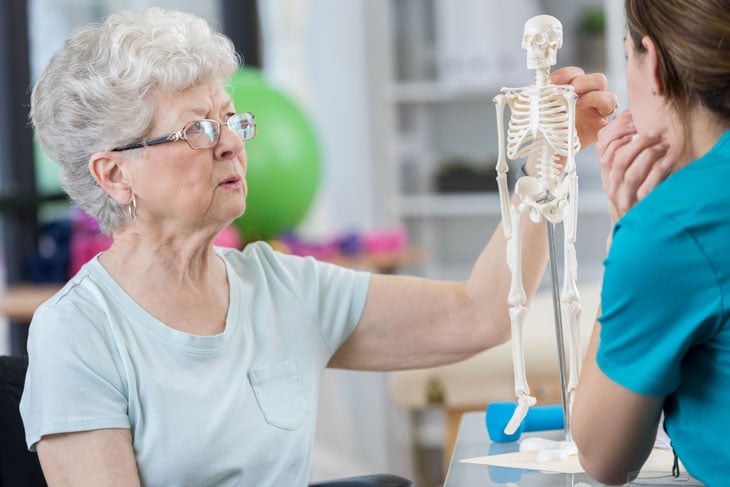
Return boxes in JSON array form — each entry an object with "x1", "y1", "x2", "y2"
[{"x1": 461, "y1": 447, "x2": 677, "y2": 475}]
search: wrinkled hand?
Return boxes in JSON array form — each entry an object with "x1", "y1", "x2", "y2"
[
  {"x1": 597, "y1": 109, "x2": 674, "y2": 222},
  {"x1": 551, "y1": 66, "x2": 617, "y2": 148}
]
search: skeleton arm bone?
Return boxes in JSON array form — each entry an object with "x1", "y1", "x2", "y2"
[{"x1": 495, "y1": 93, "x2": 513, "y2": 239}]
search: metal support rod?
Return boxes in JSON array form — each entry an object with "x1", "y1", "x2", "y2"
[{"x1": 547, "y1": 221, "x2": 572, "y2": 442}]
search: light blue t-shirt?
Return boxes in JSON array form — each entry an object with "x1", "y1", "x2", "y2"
[
  {"x1": 598, "y1": 130, "x2": 730, "y2": 486},
  {"x1": 20, "y1": 242, "x2": 371, "y2": 486}
]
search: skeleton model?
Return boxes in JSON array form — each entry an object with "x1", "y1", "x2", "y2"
[{"x1": 493, "y1": 15, "x2": 582, "y2": 437}]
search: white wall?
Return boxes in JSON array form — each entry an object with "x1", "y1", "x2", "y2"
[{"x1": 258, "y1": 0, "x2": 377, "y2": 239}]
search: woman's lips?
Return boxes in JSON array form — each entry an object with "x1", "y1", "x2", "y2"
[{"x1": 219, "y1": 174, "x2": 243, "y2": 190}]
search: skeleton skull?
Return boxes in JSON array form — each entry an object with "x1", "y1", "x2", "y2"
[{"x1": 522, "y1": 15, "x2": 563, "y2": 70}]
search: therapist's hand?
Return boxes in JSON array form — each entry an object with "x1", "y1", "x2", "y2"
[{"x1": 597, "y1": 109, "x2": 674, "y2": 222}]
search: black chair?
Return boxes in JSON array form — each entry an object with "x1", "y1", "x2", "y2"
[
  {"x1": 0, "y1": 355, "x2": 47, "y2": 486},
  {"x1": 0, "y1": 356, "x2": 412, "y2": 487},
  {"x1": 309, "y1": 474, "x2": 413, "y2": 486}
]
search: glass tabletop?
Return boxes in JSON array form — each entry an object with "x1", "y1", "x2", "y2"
[{"x1": 444, "y1": 411, "x2": 703, "y2": 487}]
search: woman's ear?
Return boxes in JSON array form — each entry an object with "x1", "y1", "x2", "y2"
[
  {"x1": 88, "y1": 151, "x2": 133, "y2": 205},
  {"x1": 641, "y1": 35, "x2": 663, "y2": 96}
]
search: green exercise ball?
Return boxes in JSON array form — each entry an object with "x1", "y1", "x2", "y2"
[{"x1": 228, "y1": 67, "x2": 321, "y2": 241}]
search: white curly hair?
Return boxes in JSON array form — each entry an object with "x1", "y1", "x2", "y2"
[{"x1": 30, "y1": 7, "x2": 240, "y2": 234}]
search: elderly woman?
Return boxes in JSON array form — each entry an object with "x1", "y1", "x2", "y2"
[{"x1": 20, "y1": 7, "x2": 616, "y2": 486}]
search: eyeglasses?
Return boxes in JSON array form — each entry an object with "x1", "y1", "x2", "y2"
[{"x1": 111, "y1": 112, "x2": 257, "y2": 151}]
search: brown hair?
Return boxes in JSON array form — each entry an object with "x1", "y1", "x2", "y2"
[{"x1": 625, "y1": 0, "x2": 730, "y2": 123}]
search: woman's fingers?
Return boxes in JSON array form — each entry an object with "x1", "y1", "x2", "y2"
[
  {"x1": 599, "y1": 135, "x2": 633, "y2": 192},
  {"x1": 550, "y1": 66, "x2": 586, "y2": 85},
  {"x1": 571, "y1": 72, "x2": 609, "y2": 97},
  {"x1": 637, "y1": 157, "x2": 674, "y2": 200},
  {"x1": 606, "y1": 134, "x2": 670, "y2": 218},
  {"x1": 596, "y1": 110, "x2": 635, "y2": 155},
  {"x1": 550, "y1": 67, "x2": 617, "y2": 147},
  {"x1": 619, "y1": 136, "x2": 668, "y2": 188},
  {"x1": 575, "y1": 90, "x2": 618, "y2": 146},
  {"x1": 597, "y1": 110, "x2": 636, "y2": 193}
]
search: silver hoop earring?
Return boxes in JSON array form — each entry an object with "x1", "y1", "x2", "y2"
[{"x1": 128, "y1": 193, "x2": 138, "y2": 222}]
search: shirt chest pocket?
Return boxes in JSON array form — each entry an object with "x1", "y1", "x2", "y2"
[{"x1": 248, "y1": 361, "x2": 310, "y2": 430}]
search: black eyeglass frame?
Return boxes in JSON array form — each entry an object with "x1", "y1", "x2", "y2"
[{"x1": 111, "y1": 112, "x2": 256, "y2": 152}]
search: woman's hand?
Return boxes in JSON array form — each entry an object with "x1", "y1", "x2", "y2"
[
  {"x1": 551, "y1": 67, "x2": 617, "y2": 148},
  {"x1": 597, "y1": 109, "x2": 674, "y2": 222},
  {"x1": 522, "y1": 67, "x2": 616, "y2": 176}
]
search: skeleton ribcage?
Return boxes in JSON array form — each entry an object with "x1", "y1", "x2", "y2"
[{"x1": 505, "y1": 87, "x2": 579, "y2": 160}]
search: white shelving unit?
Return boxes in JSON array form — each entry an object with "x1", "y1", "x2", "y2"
[{"x1": 365, "y1": 0, "x2": 614, "y2": 283}]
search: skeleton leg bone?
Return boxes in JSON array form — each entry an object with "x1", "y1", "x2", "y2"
[
  {"x1": 560, "y1": 184, "x2": 581, "y2": 410},
  {"x1": 495, "y1": 92, "x2": 540, "y2": 434},
  {"x1": 504, "y1": 202, "x2": 538, "y2": 435},
  {"x1": 561, "y1": 236, "x2": 582, "y2": 410}
]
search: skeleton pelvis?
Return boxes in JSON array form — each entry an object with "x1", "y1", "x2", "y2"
[{"x1": 515, "y1": 176, "x2": 569, "y2": 223}]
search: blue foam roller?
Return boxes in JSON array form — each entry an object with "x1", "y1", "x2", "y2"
[{"x1": 486, "y1": 402, "x2": 564, "y2": 443}]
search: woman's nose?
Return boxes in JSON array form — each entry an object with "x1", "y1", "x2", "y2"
[{"x1": 215, "y1": 124, "x2": 245, "y2": 160}]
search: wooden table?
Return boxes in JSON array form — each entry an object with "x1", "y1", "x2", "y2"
[{"x1": 0, "y1": 284, "x2": 62, "y2": 322}]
